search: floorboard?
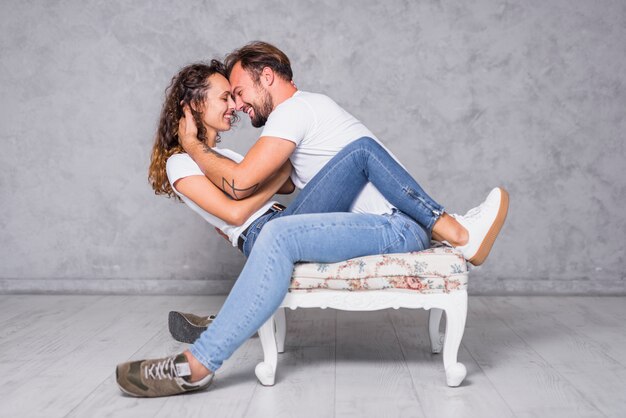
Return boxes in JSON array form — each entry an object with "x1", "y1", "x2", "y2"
[
  {"x1": 243, "y1": 308, "x2": 336, "y2": 418},
  {"x1": 0, "y1": 295, "x2": 623, "y2": 418},
  {"x1": 491, "y1": 296, "x2": 626, "y2": 417},
  {"x1": 334, "y1": 309, "x2": 425, "y2": 418},
  {"x1": 389, "y1": 306, "x2": 515, "y2": 418},
  {"x1": 464, "y1": 297, "x2": 605, "y2": 417}
]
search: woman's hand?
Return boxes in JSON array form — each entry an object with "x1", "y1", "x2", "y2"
[{"x1": 178, "y1": 106, "x2": 199, "y2": 153}]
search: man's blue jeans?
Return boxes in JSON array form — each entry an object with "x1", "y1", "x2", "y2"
[
  {"x1": 190, "y1": 137, "x2": 445, "y2": 372},
  {"x1": 241, "y1": 137, "x2": 445, "y2": 255}
]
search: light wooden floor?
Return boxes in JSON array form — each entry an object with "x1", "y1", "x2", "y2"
[{"x1": 1, "y1": 295, "x2": 625, "y2": 418}]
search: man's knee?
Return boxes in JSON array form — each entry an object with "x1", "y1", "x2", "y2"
[{"x1": 351, "y1": 136, "x2": 378, "y2": 151}]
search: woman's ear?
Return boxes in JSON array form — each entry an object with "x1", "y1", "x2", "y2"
[{"x1": 189, "y1": 101, "x2": 201, "y2": 113}]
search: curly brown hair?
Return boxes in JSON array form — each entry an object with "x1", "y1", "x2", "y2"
[{"x1": 149, "y1": 60, "x2": 235, "y2": 200}]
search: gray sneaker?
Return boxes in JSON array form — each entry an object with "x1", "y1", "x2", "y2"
[
  {"x1": 168, "y1": 311, "x2": 258, "y2": 344},
  {"x1": 168, "y1": 311, "x2": 216, "y2": 344},
  {"x1": 116, "y1": 353, "x2": 213, "y2": 397}
]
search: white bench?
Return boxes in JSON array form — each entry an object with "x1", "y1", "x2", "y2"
[{"x1": 254, "y1": 245, "x2": 469, "y2": 387}]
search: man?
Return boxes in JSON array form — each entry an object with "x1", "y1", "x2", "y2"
[
  {"x1": 116, "y1": 42, "x2": 508, "y2": 397},
  {"x1": 181, "y1": 41, "x2": 488, "y2": 251}
]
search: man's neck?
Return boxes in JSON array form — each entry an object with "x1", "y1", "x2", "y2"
[{"x1": 271, "y1": 83, "x2": 298, "y2": 110}]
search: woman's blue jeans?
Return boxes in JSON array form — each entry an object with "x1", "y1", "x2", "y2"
[{"x1": 190, "y1": 137, "x2": 444, "y2": 372}]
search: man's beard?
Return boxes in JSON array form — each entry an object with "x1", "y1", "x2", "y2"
[{"x1": 250, "y1": 86, "x2": 273, "y2": 128}]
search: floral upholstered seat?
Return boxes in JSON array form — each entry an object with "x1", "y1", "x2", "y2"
[
  {"x1": 290, "y1": 246, "x2": 468, "y2": 294},
  {"x1": 256, "y1": 245, "x2": 470, "y2": 388}
]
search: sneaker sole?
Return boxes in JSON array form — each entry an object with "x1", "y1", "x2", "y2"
[
  {"x1": 468, "y1": 187, "x2": 509, "y2": 266},
  {"x1": 117, "y1": 376, "x2": 214, "y2": 398},
  {"x1": 117, "y1": 381, "x2": 143, "y2": 398},
  {"x1": 168, "y1": 311, "x2": 208, "y2": 344}
]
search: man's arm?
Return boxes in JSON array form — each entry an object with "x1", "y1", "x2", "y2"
[
  {"x1": 179, "y1": 108, "x2": 295, "y2": 200},
  {"x1": 184, "y1": 136, "x2": 296, "y2": 200},
  {"x1": 276, "y1": 175, "x2": 296, "y2": 194},
  {"x1": 173, "y1": 160, "x2": 293, "y2": 226}
]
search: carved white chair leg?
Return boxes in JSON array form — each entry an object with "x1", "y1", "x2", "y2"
[
  {"x1": 442, "y1": 291, "x2": 468, "y2": 387},
  {"x1": 255, "y1": 316, "x2": 278, "y2": 386},
  {"x1": 274, "y1": 307, "x2": 287, "y2": 354},
  {"x1": 428, "y1": 308, "x2": 444, "y2": 354}
]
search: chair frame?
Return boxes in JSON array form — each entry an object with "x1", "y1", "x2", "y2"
[{"x1": 255, "y1": 288, "x2": 468, "y2": 387}]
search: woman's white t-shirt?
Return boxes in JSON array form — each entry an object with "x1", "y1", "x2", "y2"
[{"x1": 165, "y1": 148, "x2": 277, "y2": 247}]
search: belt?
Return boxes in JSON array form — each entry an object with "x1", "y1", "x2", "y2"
[{"x1": 237, "y1": 203, "x2": 286, "y2": 252}]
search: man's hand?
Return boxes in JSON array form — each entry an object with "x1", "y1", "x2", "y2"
[
  {"x1": 178, "y1": 101, "x2": 296, "y2": 200},
  {"x1": 214, "y1": 227, "x2": 230, "y2": 242},
  {"x1": 178, "y1": 106, "x2": 200, "y2": 153}
]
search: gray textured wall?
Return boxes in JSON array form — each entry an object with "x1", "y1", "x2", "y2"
[{"x1": 1, "y1": 0, "x2": 625, "y2": 295}]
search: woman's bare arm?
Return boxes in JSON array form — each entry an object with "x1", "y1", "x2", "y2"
[{"x1": 173, "y1": 160, "x2": 292, "y2": 226}]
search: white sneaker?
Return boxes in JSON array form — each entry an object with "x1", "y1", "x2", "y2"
[{"x1": 451, "y1": 187, "x2": 509, "y2": 266}]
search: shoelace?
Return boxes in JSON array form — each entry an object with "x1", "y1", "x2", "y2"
[
  {"x1": 145, "y1": 356, "x2": 178, "y2": 380},
  {"x1": 456, "y1": 201, "x2": 487, "y2": 222}
]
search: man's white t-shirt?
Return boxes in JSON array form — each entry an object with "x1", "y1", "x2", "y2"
[
  {"x1": 261, "y1": 90, "x2": 395, "y2": 215},
  {"x1": 166, "y1": 148, "x2": 277, "y2": 247}
]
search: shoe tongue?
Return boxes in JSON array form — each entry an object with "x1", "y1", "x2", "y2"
[{"x1": 173, "y1": 354, "x2": 192, "y2": 378}]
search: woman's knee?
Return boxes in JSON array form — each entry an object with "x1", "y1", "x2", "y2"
[
  {"x1": 254, "y1": 217, "x2": 295, "y2": 246},
  {"x1": 250, "y1": 218, "x2": 302, "y2": 265}
]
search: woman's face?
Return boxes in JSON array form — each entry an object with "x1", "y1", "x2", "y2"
[{"x1": 199, "y1": 73, "x2": 236, "y2": 136}]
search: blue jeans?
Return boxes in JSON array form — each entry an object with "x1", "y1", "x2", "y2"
[
  {"x1": 240, "y1": 137, "x2": 444, "y2": 256},
  {"x1": 190, "y1": 137, "x2": 444, "y2": 372}
]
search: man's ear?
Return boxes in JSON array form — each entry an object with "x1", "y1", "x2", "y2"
[{"x1": 260, "y1": 66, "x2": 275, "y2": 87}]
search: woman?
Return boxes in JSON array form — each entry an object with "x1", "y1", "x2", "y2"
[
  {"x1": 117, "y1": 60, "x2": 508, "y2": 397},
  {"x1": 148, "y1": 60, "x2": 294, "y2": 242}
]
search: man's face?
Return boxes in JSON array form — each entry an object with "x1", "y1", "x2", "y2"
[{"x1": 229, "y1": 62, "x2": 273, "y2": 128}]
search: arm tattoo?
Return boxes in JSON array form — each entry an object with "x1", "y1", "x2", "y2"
[
  {"x1": 222, "y1": 178, "x2": 260, "y2": 200},
  {"x1": 197, "y1": 143, "x2": 260, "y2": 198}
]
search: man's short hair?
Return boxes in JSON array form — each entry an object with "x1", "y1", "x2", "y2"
[{"x1": 225, "y1": 41, "x2": 293, "y2": 83}]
